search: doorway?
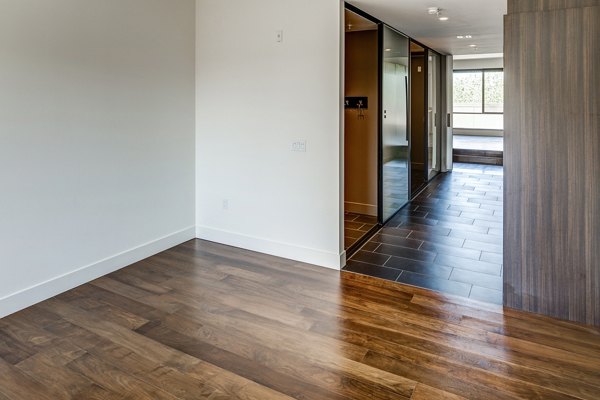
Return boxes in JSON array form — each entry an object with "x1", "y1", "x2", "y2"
[
  {"x1": 342, "y1": 5, "x2": 503, "y2": 306},
  {"x1": 410, "y1": 42, "x2": 427, "y2": 194},
  {"x1": 343, "y1": 6, "x2": 445, "y2": 258},
  {"x1": 343, "y1": 9, "x2": 379, "y2": 251}
]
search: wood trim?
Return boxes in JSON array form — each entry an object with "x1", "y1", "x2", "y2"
[{"x1": 344, "y1": 201, "x2": 378, "y2": 216}]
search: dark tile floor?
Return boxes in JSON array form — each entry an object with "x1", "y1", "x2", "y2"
[
  {"x1": 344, "y1": 163, "x2": 504, "y2": 304},
  {"x1": 344, "y1": 212, "x2": 378, "y2": 250}
]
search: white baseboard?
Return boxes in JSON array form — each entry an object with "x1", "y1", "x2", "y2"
[
  {"x1": 344, "y1": 201, "x2": 377, "y2": 216},
  {"x1": 0, "y1": 226, "x2": 196, "y2": 319},
  {"x1": 196, "y1": 225, "x2": 343, "y2": 270},
  {"x1": 340, "y1": 250, "x2": 347, "y2": 267}
]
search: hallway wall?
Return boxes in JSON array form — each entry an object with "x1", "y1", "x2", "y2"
[
  {"x1": 453, "y1": 57, "x2": 503, "y2": 70},
  {"x1": 195, "y1": 0, "x2": 344, "y2": 268},
  {"x1": 345, "y1": 30, "x2": 378, "y2": 216},
  {"x1": 504, "y1": 0, "x2": 600, "y2": 326}
]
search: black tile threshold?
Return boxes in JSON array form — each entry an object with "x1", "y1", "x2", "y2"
[{"x1": 343, "y1": 163, "x2": 503, "y2": 305}]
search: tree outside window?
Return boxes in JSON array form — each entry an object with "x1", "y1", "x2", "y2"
[
  {"x1": 453, "y1": 69, "x2": 504, "y2": 130},
  {"x1": 484, "y1": 71, "x2": 503, "y2": 113},
  {"x1": 454, "y1": 71, "x2": 483, "y2": 113}
]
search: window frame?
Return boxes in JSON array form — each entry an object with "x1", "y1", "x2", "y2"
[{"x1": 453, "y1": 68, "x2": 504, "y2": 115}]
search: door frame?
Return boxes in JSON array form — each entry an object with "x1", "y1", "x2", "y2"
[{"x1": 426, "y1": 48, "x2": 444, "y2": 181}]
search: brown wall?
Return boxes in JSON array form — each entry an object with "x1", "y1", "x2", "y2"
[
  {"x1": 504, "y1": 1, "x2": 600, "y2": 325},
  {"x1": 345, "y1": 30, "x2": 378, "y2": 216},
  {"x1": 410, "y1": 53, "x2": 426, "y2": 192}
]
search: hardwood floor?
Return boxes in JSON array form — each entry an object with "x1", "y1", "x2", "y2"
[
  {"x1": 346, "y1": 163, "x2": 504, "y2": 304},
  {"x1": 1, "y1": 239, "x2": 600, "y2": 399}
]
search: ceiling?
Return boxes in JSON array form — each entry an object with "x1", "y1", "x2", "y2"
[{"x1": 346, "y1": 0, "x2": 507, "y2": 55}]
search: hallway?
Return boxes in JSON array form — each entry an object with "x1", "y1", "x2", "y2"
[{"x1": 345, "y1": 163, "x2": 503, "y2": 304}]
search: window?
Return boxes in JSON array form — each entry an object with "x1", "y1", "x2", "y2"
[
  {"x1": 484, "y1": 71, "x2": 504, "y2": 113},
  {"x1": 454, "y1": 71, "x2": 483, "y2": 113},
  {"x1": 453, "y1": 69, "x2": 503, "y2": 130}
]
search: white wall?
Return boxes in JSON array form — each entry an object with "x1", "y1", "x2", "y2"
[
  {"x1": 0, "y1": 0, "x2": 196, "y2": 317},
  {"x1": 453, "y1": 57, "x2": 504, "y2": 70},
  {"x1": 196, "y1": 0, "x2": 344, "y2": 269},
  {"x1": 442, "y1": 56, "x2": 454, "y2": 172}
]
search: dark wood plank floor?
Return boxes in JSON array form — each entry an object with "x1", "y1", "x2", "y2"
[
  {"x1": 346, "y1": 163, "x2": 504, "y2": 304},
  {"x1": 1, "y1": 238, "x2": 600, "y2": 399}
]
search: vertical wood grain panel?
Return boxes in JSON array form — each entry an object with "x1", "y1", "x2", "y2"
[
  {"x1": 504, "y1": 5, "x2": 600, "y2": 326},
  {"x1": 508, "y1": 0, "x2": 600, "y2": 13},
  {"x1": 583, "y1": 7, "x2": 600, "y2": 326},
  {"x1": 503, "y1": 12, "x2": 523, "y2": 312}
]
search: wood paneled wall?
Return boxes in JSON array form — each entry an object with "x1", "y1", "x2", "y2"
[
  {"x1": 508, "y1": 0, "x2": 600, "y2": 13},
  {"x1": 504, "y1": 2, "x2": 600, "y2": 326}
]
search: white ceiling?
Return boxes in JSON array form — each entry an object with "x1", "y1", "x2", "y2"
[{"x1": 346, "y1": 0, "x2": 507, "y2": 55}]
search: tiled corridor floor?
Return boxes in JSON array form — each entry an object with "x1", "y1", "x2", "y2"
[
  {"x1": 344, "y1": 212, "x2": 378, "y2": 250},
  {"x1": 344, "y1": 163, "x2": 504, "y2": 304}
]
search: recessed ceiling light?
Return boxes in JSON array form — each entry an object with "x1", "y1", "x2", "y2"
[
  {"x1": 465, "y1": 35, "x2": 472, "y2": 39},
  {"x1": 457, "y1": 35, "x2": 464, "y2": 39},
  {"x1": 469, "y1": 44, "x2": 477, "y2": 47},
  {"x1": 385, "y1": 48, "x2": 392, "y2": 52},
  {"x1": 439, "y1": 16, "x2": 449, "y2": 21}
]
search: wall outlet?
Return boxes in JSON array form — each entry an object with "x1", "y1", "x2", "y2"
[
  {"x1": 222, "y1": 199, "x2": 229, "y2": 210},
  {"x1": 291, "y1": 140, "x2": 307, "y2": 152}
]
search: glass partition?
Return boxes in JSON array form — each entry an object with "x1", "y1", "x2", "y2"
[
  {"x1": 427, "y1": 51, "x2": 441, "y2": 180},
  {"x1": 381, "y1": 26, "x2": 410, "y2": 222}
]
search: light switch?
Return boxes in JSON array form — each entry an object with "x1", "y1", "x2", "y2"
[{"x1": 276, "y1": 30, "x2": 283, "y2": 43}]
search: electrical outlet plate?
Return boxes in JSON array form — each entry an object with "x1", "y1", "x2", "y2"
[{"x1": 291, "y1": 140, "x2": 306, "y2": 152}]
